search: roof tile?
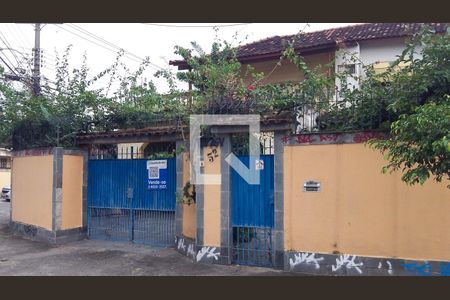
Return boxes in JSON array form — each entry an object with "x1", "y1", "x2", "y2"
[{"x1": 170, "y1": 23, "x2": 447, "y2": 68}]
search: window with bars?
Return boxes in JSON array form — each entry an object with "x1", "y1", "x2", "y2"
[
  {"x1": 338, "y1": 63, "x2": 356, "y2": 74},
  {"x1": 0, "y1": 158, "x2": 10, "y2": 169}
]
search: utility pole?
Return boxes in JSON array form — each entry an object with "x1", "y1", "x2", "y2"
[{"x1": 32, "y1": 23, "x2": 42, "y2": 96}]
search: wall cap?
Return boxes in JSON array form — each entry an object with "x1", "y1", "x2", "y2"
[{"x1": 282, "y1": 131, "x2": 388, "y2": 146}]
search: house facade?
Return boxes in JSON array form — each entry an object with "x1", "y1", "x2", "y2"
[
  {"x1": 171, "y1": 23, "x2": 445, "y2": 98},
  {"x1": 7, "y1": 23, "x2": 449, "y2": 276}
]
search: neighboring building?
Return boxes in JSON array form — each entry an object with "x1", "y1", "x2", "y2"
[
  {"x1": 169, "y1": 23, "x2": 448, "y2": 159},
  {"x1": 170, "y1": 23, "x2": 447, "y2": 131},
  {"x1": 0, "y1": 148, "x2": 11, "y2": 189}
]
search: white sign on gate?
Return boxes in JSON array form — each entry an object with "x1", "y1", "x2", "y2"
[{"x1": 147, "y1": 160, "x2": 168, "y2": 189}]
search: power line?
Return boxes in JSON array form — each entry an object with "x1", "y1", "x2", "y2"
[
  {"x1": 0, "y1": 31, "x2": 23, "y2": 70},
  {"x1": 67, "y1": 24, "x2": 142, "y2": 60},
  {"x1": 0, "y1": 48, "x2": 18, "y2": 74},
  {"x1": 7, "y1": 24, "x2": 28, "y2": 51},
  {"x1": 67, "y1": 23, "x2": 164, "y2": 70},
  {"x1": 54, "y1": 24, "x2": 162, "y2": 72},
  {"x1": 54, "y1": 24, "x2": 139, "y2": 63},
  {"x1": 15, "y1": 25, "x2": 33, "y2": 48},
  {"x1": 0, "y1": 48, "x2": 33, "y2": 74},
  {"x1": 141, "y1": 23, "x2": 252, "y2": 28},
  {"x1": 14, "y1": 46, "x2": 57, "y2": 63},
  {"x1": 0, "y1": 53, "x2": 19, "y2": 77}
]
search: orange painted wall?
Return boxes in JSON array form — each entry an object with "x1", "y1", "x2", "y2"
[
  {"x1": 202, "y1": 146, "x2": 221, "y2": 247},
  {"x1": 242, "y1": 51, "x2": 333, "y2": 85},
  {"x1": 61, "y1": 155, "x2": 83, "y2": 230},
  {"x1": 11, "y1": 155, "x2": 53, "y2": 230},
  {"x1": 182, "y1": 152, "x2": 196, "y2": 239},
  {"x1": 284, "y1": 143, "x2": 450, "y2": 261}
]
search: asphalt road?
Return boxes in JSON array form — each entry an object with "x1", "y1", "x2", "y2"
[{"x1": 0, "y1": 200, "x2": 297, "y2": 276}]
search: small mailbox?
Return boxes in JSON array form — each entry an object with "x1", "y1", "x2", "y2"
[{"x1": 303, "y1": 181, "x2": 321, "y2": 192}]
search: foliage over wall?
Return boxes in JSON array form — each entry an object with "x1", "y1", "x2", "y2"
[{"x1": 0, "y1": 25, "x2": 448, "y2": 187}]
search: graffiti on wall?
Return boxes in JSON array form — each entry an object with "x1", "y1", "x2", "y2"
[
  {"x1": 187, "y1": 244, "x2": 196, "y2": 258},
  {"x1": 331, "y1": 255, "x2": 364, "y2": 274},
  {"x1": 378, "y1": 261, "x2": 393, "y2": 275},
  {"x1": 352, "y1": 132, "x2": 386, "y2": 143},
  {"x1": 176, "y1": 237, "x2": 198, "y2": 260},
  {"x1": 402, "y1": 262, "x2": 433, "y2": 276},
  {"x1": 439, "y1": 262, "x2": 450, "y2": 276},
  {"x1": 281, "y1": 132, "x2": 387, "y2": 145},
  {"x1": 401, "y1": 262, "x2": 450, "y2": 276},
  {"x1": 289, "y1": 252, "x2": 324, "y2": 270},
  {"x1": 196, "y1": 246, "x2": 220, "y2": 262},
  {"x1": 177, "y1": 237, "x2": 186, "y2": 252},
  {"x1": 287, "y1": 251, "x2": 450, "y2": 276}
]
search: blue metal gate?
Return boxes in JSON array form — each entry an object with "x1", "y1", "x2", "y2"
[
  {"x1": 87, "y1": 157, "x2": 176, "y2": 247},
  {"x1": 231, "y1": 155, "x2": 274, "y2": 267}
]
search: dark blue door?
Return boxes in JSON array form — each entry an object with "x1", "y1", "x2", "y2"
[
  {"x1": 87, "y1": 157, "x2": 176, "y2": 246},
  {"x1": 231, "y1": 155, "x2": 274, "y2": 266}
]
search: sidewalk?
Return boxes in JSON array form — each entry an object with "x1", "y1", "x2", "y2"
[{"x1": 0, "y1": 201, "x2": 295, "y2": 276}]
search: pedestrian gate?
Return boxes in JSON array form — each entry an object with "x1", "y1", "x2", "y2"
[
  {"x1": 87, "y1": 157, "x2": 176, "y2": 246},
  {"x1": 231, "y1": 155, "x2": 274, "y2": 267}
]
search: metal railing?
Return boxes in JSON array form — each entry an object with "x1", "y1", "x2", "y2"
[{"x1": 89, "y1": 143, "x2": 176, "y2": 160}]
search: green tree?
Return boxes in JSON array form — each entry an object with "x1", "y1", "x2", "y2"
[
  {"x1": 0, "y1": 46, "x2": 163, "y2": 149},
  {"x1": 368, "y1": 27, "x2": 450, "y2": 187}
]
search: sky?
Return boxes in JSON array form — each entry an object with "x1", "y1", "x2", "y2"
[{"x1": 0, "y1": 23, "x2": 359, "y2": 93}]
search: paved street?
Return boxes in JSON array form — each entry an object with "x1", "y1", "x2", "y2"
[{"x1": 0, "y1": 200, "x2": 294, "y2": 276}]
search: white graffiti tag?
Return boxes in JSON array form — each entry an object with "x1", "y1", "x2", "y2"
[
  {"x1": 378, "y1": 260, "x2": 393, "y2": 275},
  {"x1": 196, "y1": 247, "x2": 220, "y2": 262},
  {"x1": 177, "y1": 238, "x2": 186, "y2": 251},
  {"x1": 289, "y1": 253, "x2": 324, "y2": 270},
  {"x1": 187, "y1": 244, "x2": 196, "y2": 258},
  {"x1": 387, "y1": 261, "x2": 393, "y2": 275},
  {"x1": 332, "y1": 255, "x2": 364, "y2": 274}
]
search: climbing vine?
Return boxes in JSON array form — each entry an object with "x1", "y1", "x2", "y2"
[{"x1": 1, "y1": 25, "x2": 448, "y2": 188}]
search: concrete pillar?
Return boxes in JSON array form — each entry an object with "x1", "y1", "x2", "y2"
[
  {"x1": 195, "y1": 177, "x2": 204, "y2": 248},
  {"x1": 175, "y1": 140, "x2": 185, "y2": 238},
  {"x1": 273, "y1": 131, "x2": 288, "y2": 269},
  {"x1": 81, "y1": 148, "x2": 89, "y2": 228},
  {"x1": 220, "y1": 133, "x2": 232, "y2": 264},
  {"x1": 52, "y1": 147, "x2": 63, "y2": 232}
]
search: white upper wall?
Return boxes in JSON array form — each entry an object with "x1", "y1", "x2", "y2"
[
  {"x1": 335, "y1": 43, "x2": 361, "y2": 94},
  {"x1": 359, "y1": 36, "x2": 423, "y2": 66},
  {"x1": 334, "y1": 36, "x2": 424, "y2": 100}
]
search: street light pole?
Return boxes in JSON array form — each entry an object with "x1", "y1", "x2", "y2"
[{"x1": 32, "y1": 23, "x2": 42, "y2": 96}]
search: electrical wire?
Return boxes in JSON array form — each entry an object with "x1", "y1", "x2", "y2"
[
  {"x1": 54, "y1": 24, "x2": 162, "y2": 72},
  {"x1": 67, "y1": 23, "x2": 164, "y2": 70},
  {"x1": 141, "y1": 23, "x2": 251, "y2": 28},
  {"x1": 15, "y1": 25, "x2": 33, "y2": 49},
  {"x1": 7, "y1": 24, "x2": 29, "y2": 52},
  {"x1": 0, "y1": 31, "x2": 23, "y2": 70},
  {"x1": 0, "y1": 53, "x2": 19, "y2": 76}
]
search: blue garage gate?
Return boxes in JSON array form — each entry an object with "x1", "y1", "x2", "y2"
[
  {"x1": 87, "y1": 157, "x2": 176, "y2": 247},
  {"x1": 231, "y1": 154, "x2": 274, "y2": 267}
]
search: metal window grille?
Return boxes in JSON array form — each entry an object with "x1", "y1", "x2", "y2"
[{"x1": 0, "y1": 158, "x2": 10, "y2": 169}]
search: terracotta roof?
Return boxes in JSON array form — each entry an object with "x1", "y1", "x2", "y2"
[
  {"x1": 170, "y1": 23, "x2": 448, "y2": 69},
  {"x1": 77, "y1": 115, "x2": 293, "y2": 143}
]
